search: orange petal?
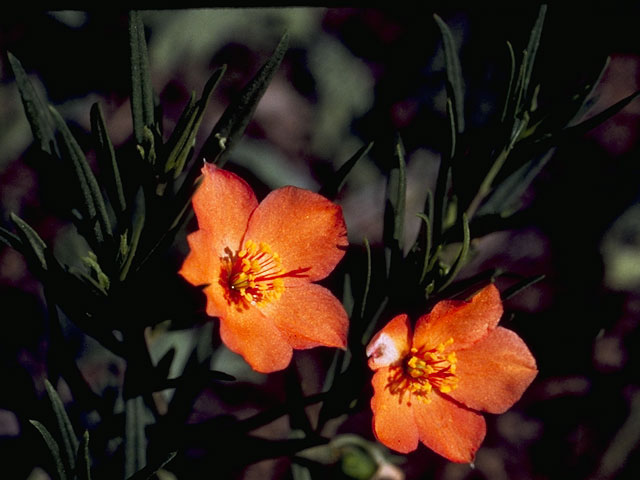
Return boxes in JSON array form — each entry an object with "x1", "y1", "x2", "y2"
[
  {"x1": 218, "y1": 305, "x2": 293, "y2": 373},
  {"x1": 261, "y1": 283, "x2": 348, "y2": 350},
  {"x1": 412, "y1": 393, "x2": 486, "y2": 463},
  {"x1": 448, "y1": 326, "x2": 538, "y2": 414},
  {"x1": 371, "y1": 368, "x2": 420, "y2": 453},
  {"x1": 414, "y1": 284, "x2": 503, "y2": 351},
  {"x1": 243, "y1": 186, "x2": 348, "y2": 284},
  {"x1": 192, "y1": 163, "x2": 258, "y2": 253},
  {"x1": 366, "y1": 314, "x2": 411, "y2": 370},
  {"x1": 179, "y1": 230, "x2": 219, "y2": 290}
]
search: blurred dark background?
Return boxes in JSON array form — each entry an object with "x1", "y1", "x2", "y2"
[{"x1": 1, "y1": 6, "x2": 640, "y2": 480}]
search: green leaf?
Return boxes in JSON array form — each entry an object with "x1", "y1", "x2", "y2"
[
  {"x1": 570, "y1": 56, "x2": 610, "y2": 124},
  {"x1": 521, "y1": 5, "x2": 547, "y2": 103},
  {"x1": 164, "y1": 66, "x2": 226, "y2": 178},
  {"x1": 200, "y1": 31, "x2": 289, "y2": 167},
  {"x1": 7, "y1": 52, "x2": 57, "y2": 156},
  {"x1": 44, "y1": 379, "x2": 79, "y2": 474},
  {"x1": 383, "y1": 136, "x2": 406, "y2": 279},
  {"x1": 129, "y1": 11, "x2": 155, "y2": 145},
  {"x1": 124, "y1": 397, "x2": 147, "y2": 478},
  {"x1": 478, "y1": 149, "x2": 554, "y2": 217},
  {"x1": 50, "y1": 106, "x2": 112, "y2": 244},
  {"x1": 10, "y1": 213, "x2": 47, "y2": 271},
  {"x1": 438, "y1": 213, "x2": 470, "y2": 292},
  {"x1": 501, "y1": 41, "x2": 516, "y2": 123},
  {"x1": 30, "y1": 420, "x2": 67, "y2": 480},
  {"x1": 502, "y1": 274, "x2": 545, "y2": 300},
  {"x1": 433, "y1": 14, "x2": 465, "y2": 133},
  {"x1": 361, "y1": 237, "x2": 372, "y2": 320},
  {"x1": 90, "y1": 102, "x2": 126, "y2": 214},
  {"x1": 120, "y1": 187, "x2": 145, "y2": 281},
  {"x1": 416, "y1": 212, "x2": 433, "y2": 283},
  {"x1": 125, "y1": 451, "x2": 176, "y2": 480},
  {"x1": 319, "y1": 142, "x2": 373, "y2": 199},
  {"x1": 0, "y1": 225, "x2": 23, "y2": 250},
  {"x1": 75, "y1": 430, "x2": 91, "y2": 480}
]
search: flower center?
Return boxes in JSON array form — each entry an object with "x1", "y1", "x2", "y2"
[
  {"x1": 386, "y1": 338, "x2": 458, "y2": 405},
  {"x1": 220, "y1": 239, "x2": 287, "y2": 309}
]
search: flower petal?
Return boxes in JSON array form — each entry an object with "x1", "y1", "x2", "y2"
[
  {"x1": 371, "y1": 368, "x2": 419, "y2": 453},
  {"x1": 414, "y1": 284, "x2": 503, "y2": 351},
  {"x1": 261, "y1": 283, "x2": 348, "y2": 350},
  {"x1": 193, "y1": 163, "x2": 258, "y2": 253},
  {"x1": 218, "y1": 306, "x2": 293, "y2": 373},
  {"x1": 448, "y1": 326, "x2": 538, "y2": 414},
  {"x1": 180, "y1": 229, "x2": 219, "y2": 289},
  {"x1": 366, "y1": 314, "x2": 411, "y2": 370},
  {"x1": 412, "y1": 393, "x2": 486, "y2": 463},
  {"x1": 244, "y1": 186, "x2": 348, "y2": 284}
]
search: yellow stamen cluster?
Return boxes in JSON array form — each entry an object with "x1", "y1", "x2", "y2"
[
  {"x1": 387, "y1": 338, "x2": 458, "y2": 405},
  {"x1": 221, "y1": 240, "x2": 286, "y2": 309}
]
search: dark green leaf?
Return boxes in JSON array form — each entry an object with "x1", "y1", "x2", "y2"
[
  {"x1": 502, "y1": 274, "x2": 545, "y2": 300},
  {"x1": 7, "y1": 52, "x2": 57, "y2": 155},
  {"x1": 319, "y1": 142, "x2": 373, "y2": 199},
  {"x1": 164, "y1": 66, "x2": 226, "y2": 178},
  {"x1": 129, "y1": 11, "x2": 155, "y2": 145},
  {"x1": 501, "y1": 41, "x2": 516, "y2": 123},
  {"x1": 361, "y1": 237, "x2": 372, "y2": 320},
  {"x1": 383, "y1": 136, "x2": 406, "y2": 279},
  {"x1": 91, "y1": 102, "x2": 126, "y2": 214},
  {"x1": 433, "y1": 14, "x2": 465, "y2": 133},
  {"x1": 120, "y1": 187, "x2": 145, "y2": 281},
  {"x1": 125, "y1": 451, "x2": 176, "y2": 480},
  {"x1": 478, "y1": 149, "x2": 554, "y2": 217},
  {"x1": 10, "y1": 213, "x2": 47, "y2": 271},
  {"x1": 570, "y1": 56, "x2": 610, "y2": 124},
  {"x1": 200, "y1": 32, "x2": 289, "y2": 167},
  {"x1": 521, "y1": 5, "x2": 547, "y2": 102},
  {"x1": 44, "y1": 379, "x2": 79, "y2": 474},
  {"x1": 124, "y1": 397, "x2": 147, "y2": 478},
  {"x1": 552, "y1": 89, "x2": 640, "y2": 145},
  {"x1": 50, "y1": 106, "x2": 112, "y2": 243},
  {"x1": 438, "y1": 213, "x2": 470, "y2": 292},
  {"x1": 0, "y1": 225, "x2": 22, "y2": 250},
  {"x1": 416, "y1": 213, "x2": 432, "y2": 283},
  {"x1": 30, "y1": 420, "x2": 67, "y2": 480},
  {"x1": 75, "y1": 430, "x2": 91, "y2": 480}
]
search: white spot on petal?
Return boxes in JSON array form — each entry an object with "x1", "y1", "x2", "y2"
[{"x1": 366, "y1": 332, "x2": 400, "y2": 369}]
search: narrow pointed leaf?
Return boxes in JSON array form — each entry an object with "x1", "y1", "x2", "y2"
[
  {"x1": 571, "y1": 56, "x2": 610, "y2": 124},
  {"x1": 44, "y1": 379, "x2": 79, "y2": 474},
  {"x1": 557, "y1": 89, "x2": 640, "y2": 143},
  {"x1": 319, "y1": 142, "x2": 373, "y2": 199},
  {"x1": 30, "y1": 420, "x2": 67, "y2": 480},
  {"x1": 75, "y1": 430, "x2": 91, "y2": 480},
  {"x1": 438, "y1": 213, "x2": 470, "y2": 292},
  {"x1": 10, "y1": 213, "x2": 47, "y2": 271},
  {"x1": 124, "y1": 397, "x2": 147, "y2": 478},
  {"x1": 502, "y1": 274, "x2": 545, "y2": 300},
  {"x1": 0, "y1": 225, "x2": 22, "y2": 250},
  {"x1": 129, "y1": 11, "x2": 155, "y2": 145},
  {"x1": 200, "y1": 32, "x2": 289, "y2": 167},
  {"x1": 165, "y1": 65, "x2": 226, "y2": 178},
  {"x1": 416, "y1": 213, "x2": 433, "y2": 283},
  {"x1": 8, "y1": 52, "x2": 57, "y2": 155},
  {"x1": 433, "y1": 14, "x2": 465, "y2": 133},
  {"x1": 501, "y1": 41, "x2": 516, "y2": 123},
  {"x1": 91, "y1": 102, "x2": 126, "y2": 214},
  {"x1": 50, "y1": 106, "x2": 112, "y2": 243},
  {"x1": 125, "y1": 451, "x2": 176, "y2": 480},
  {"x1": 120, "y1": 187, "x2": 145, "y2": 281},
  {"x1": 521, "y1": 5, "x2": 547, "y2": 102},
  {"x1": 383, "y1": 137, "x2": 406, "y2": 279},
  {"x1": 361, "y1": 236, "x2": 372, "y2": 320}
]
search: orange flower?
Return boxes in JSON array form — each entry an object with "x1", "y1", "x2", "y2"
[
  {"x1": 366, "y1": 284, "x2": 537, "y2": 463},
  {"x1": 179, "y1": 164, "x2": 349, "y2": 373}
]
